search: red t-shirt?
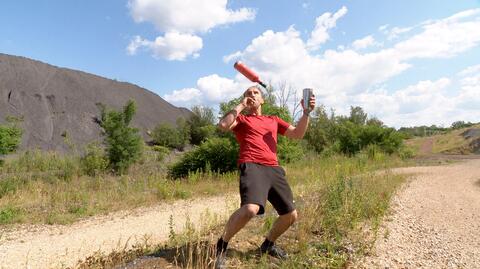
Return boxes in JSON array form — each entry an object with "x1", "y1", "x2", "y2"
[{"x1": 232, "y1": 114, "x2": 290, "y2": 166}]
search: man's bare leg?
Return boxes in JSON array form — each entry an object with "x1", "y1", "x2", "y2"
[
  {"x1": 221, "y1": 204, "x2": 260, "y2": 242},
  {"x1": 266, "y1": 209, "x2": 298, "y2": 242}
]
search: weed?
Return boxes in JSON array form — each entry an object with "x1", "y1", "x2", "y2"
[{"x1": 0, "y1": 206, "x2": 22, "y2": 224}]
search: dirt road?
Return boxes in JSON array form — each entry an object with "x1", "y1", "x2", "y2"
[
  {"x1": 1, "y1": 159, "x2": 479, "y2": 269},
  {"x1": 0, "y1": 195, "x2": 237, "y2": 269},
  {"x1": 357, "y1": 159, "x2": 480, "y2": 268}
]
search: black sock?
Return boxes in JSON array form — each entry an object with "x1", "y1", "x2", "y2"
[
  {"x1": 261, "y1": 238, "x2": 274, "y2": 249},
  {"x1": 216, "y1": 237, "x2": 228, "y2": 254}
]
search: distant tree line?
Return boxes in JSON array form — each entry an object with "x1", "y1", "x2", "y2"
[{"x1": 398, "y1": 121, "x2": 478, "y2": 138}]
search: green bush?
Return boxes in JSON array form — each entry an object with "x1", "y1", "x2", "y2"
[
  {"x1": 192, "y1": 125, "x2": 216, "y2": 144},
  {"x1": 305, "y1": 106, "x2": 404, "y2": 156},
  {"x1": 168, "y1": 137, "x2": 238, "y2": 179},
  {"x1": 398, "y1": 146, "x2": 415, "y2": 160},
  {"x1": 0, "y1": 176, "x2": 26, "y2": 198},
  {"x1": 80, "y1": 143, "x2": 108, "y2": 176},
  {"x1": 98, "y1": 100, "x2": 144, "y2": 174},
  {"x1": 0, "y1": 206, "x2": 22, "y2": 224},
  {"x1": 152, "y1": 145, "x2": 170, "y2": 162},
  {"x1": 277, "y1": 136, "x2": 304, "y2": 164},
  {"x1": 188, "y1": 106, "x2": 216, "y2": 145},
  {"x1": 152, "y1": 119, "x2": 189, "y2": 150},
  {"x1": 0, "y1": 117, "x2": 23, "y2": 155}
]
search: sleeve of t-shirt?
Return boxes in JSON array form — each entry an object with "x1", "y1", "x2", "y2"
[
  {"x1": 275, "y1": 116, "x2": 291, "y2": 135},
  {"x1": 232, "y1": 114, "x2": 245, "y2": 132}
]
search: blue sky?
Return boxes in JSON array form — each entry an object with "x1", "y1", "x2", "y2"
[{"x1": 1, "y1": 0, "x2": 479, "y2": 128}]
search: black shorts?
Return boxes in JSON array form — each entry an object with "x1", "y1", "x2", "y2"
[{"x1": 239, "y1": 162, "x2": 295, "y2": 215}]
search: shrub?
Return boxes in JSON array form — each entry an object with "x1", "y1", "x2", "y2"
[
  {"x1": 189, "y1": 106, "x2": 216, "y2": 145},
  {"x1": 168, "y1": 137, "x2": 238, "y2": 179},
  {"x1": 152, "y1": 145, "x2": 170, "y2": 162},
  {"x1": 80, "y1": 143, "x2": 108, "y2": 176},
  {"x1": 0, "y1": 176, "x2": 26, "y2": 198},
  {"x1": 0, "y1": 116, "x2": 23, "y2": 155},
  {"x1": 0, "y1": 206, "x2": 22, "y2": 224},
  {"x1": 152, "y1": 119, "x2": 189, "y2": 150},
  {"x1": 98, "y1": 100, "x2": 144, "y2": 174},
  {"x1": 277, "y1": 136, "x2": 304, "y2": 164},
  {"x1": 398, "y1": 146, "x2": 415, "y2": 160}
]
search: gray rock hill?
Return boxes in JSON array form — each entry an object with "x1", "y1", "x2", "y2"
[{"x1": 0, "y1": 53, "x2": 191, "y2": 152}]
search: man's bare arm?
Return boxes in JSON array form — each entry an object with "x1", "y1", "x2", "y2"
[
  {"x1": 284, "y1": 114, "x2": 309, "y2": 139},
  {"x1": 284, "y1": 95, "x2": 315, "y2": 139},
  {"x1": 218, "y1": 99, "x2": 249, "y2": 131}
]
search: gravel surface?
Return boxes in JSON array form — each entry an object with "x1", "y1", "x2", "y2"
[
  {"x1": 0, "y1": 195, "x2": 237, "y2": 269},
  {"x1": 356, "y1": 159, "x2": 480, "y2": 268}
]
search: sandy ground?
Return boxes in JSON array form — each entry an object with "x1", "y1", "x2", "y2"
[
  {"x1": 0, "y1": 195, "x2": 238, "y2": 269},
  {"x1": 356, "y1": 159, "x2": 480, "y2": 268},
  {"x1": 1, "y1": 159, "x2": 479, "y2": 269}
]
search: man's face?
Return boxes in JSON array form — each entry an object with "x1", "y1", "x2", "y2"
[{"x1": 243, "y1": 87, "x2": 264, "y2": 108}]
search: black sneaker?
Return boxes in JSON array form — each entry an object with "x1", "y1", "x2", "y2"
[
  {"x1": 215, "y1": 250, "x2": 227, "y2": 269},
  {"x1": 260, "y1": 242, "x2": 288, "y2": 259}
]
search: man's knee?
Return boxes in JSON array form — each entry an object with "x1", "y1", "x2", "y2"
[
  {"x1": 282, "y1": 209, "x2": 298, "y2": 224},
  {"x1": 241, "y1": 204, "x2": 260, "y2": 219}
]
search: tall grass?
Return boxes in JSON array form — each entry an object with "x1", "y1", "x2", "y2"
[{"x1": 0, "y1": 150, "x2": 238, "y2": 225}]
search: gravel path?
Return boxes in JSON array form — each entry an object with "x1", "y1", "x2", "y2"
[
  {"x1": 0, "y1": 195, "x2": 237, "y2": 269},
  {"x1": 357, "y1": 159, "x2": 480, "y2": 268}
]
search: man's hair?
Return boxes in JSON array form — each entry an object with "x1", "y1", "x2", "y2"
[{"x1": 243, "y1": 85, "x2": 263, "y2": 97}]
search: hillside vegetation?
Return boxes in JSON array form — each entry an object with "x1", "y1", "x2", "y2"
[{"x1": 406, "y1": 124, "x2": 480, "y2": 155}]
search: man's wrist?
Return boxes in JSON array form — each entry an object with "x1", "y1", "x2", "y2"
[
  {"x1": 302, "y1": 110, "x2": 311, "y2": 117},
  {"x1": 236, "y1": 103, "x2": 246, "y2": 112}
]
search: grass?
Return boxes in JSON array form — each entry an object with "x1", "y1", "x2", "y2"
[
  {"x1": 0, "y1": 149, "x2": 238, "y2": 225},
  {"x1": 76, "y1": 153, "x2": 407, "y2": 268}
]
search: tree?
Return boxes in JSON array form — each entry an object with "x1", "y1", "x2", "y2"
[
  {"x1": 152, "y1": 123, "x2": 179, "y2": 148},
  {"x1": 349, "y1": 106, "x2": 368, "y2": 125},
  {"x1": 98, "y1": 100, "x2": 143, "y2": 174},
  {"x1": 304, "y1": 105, "x2": 334, "y2": 153},
  {"x1": 0, "y1": 116, "x2": 23, "y2": 155},
  {"x1": 188, "y1": 106, "x2": 216, "y2": 145},
  {"x1": 175, "y1": 117, "x2": 190, "y2": 150}
]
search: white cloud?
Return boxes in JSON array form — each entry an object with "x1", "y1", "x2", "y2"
[
  {"x1": 307, "y1": 6, "x2": 347, "y2": 50},
  {"x1": 378, "y1": 24, "x2": 389, "y2": 32},
  {"x1": 197, "y1": 74, "x2": 244, "y2": 102},
  {"x1": 127, "y1": 0, "x2": 255, "y2": 60},
  {"x1": 128, "y1": 0, "x2": 255, "y2": 33},
  {"x1": 352, "y1": 74, "x2": 480, "y2": 127},
  {"x1": 457, "y1": 64, "x2": 480, "y2": 77},
  {"x1": 385, "y1": 26, "x2": 414, "y2": 40},
  {"x1": 394, "y1": 9, "x2": 480, "y2": 59},
  {"x1": 127, "y1": 32, "x2": 202, "y2": 61},
  {"x1": 352, "y1": 35, "x2": 379, "y2": 50},
  {"x1": 222, "y1": 50, "x2": 242, "y2": 63},
  {"x1": 164, "y1": 88, "x2": 202, "y2": 105},
  {"x1": 164, "y1": 74, "x2": 251, "y2": 108}
]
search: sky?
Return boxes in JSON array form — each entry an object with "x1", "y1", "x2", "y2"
[{"x1": 1, "y1": 0, "x2": 480, "y2": 128}]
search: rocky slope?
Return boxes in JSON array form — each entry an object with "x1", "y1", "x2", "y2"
[{"x1": 0, "y1": 53, "x2": 191, "y2": 152}]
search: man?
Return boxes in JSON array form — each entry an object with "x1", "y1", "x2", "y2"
[{"x1": 215, "y1": 85, "x2": 315, "y2": 268}]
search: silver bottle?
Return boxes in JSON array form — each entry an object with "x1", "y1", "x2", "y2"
[{"x1": 303, "y1": 88, "x2": 313, "y2": 112}]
